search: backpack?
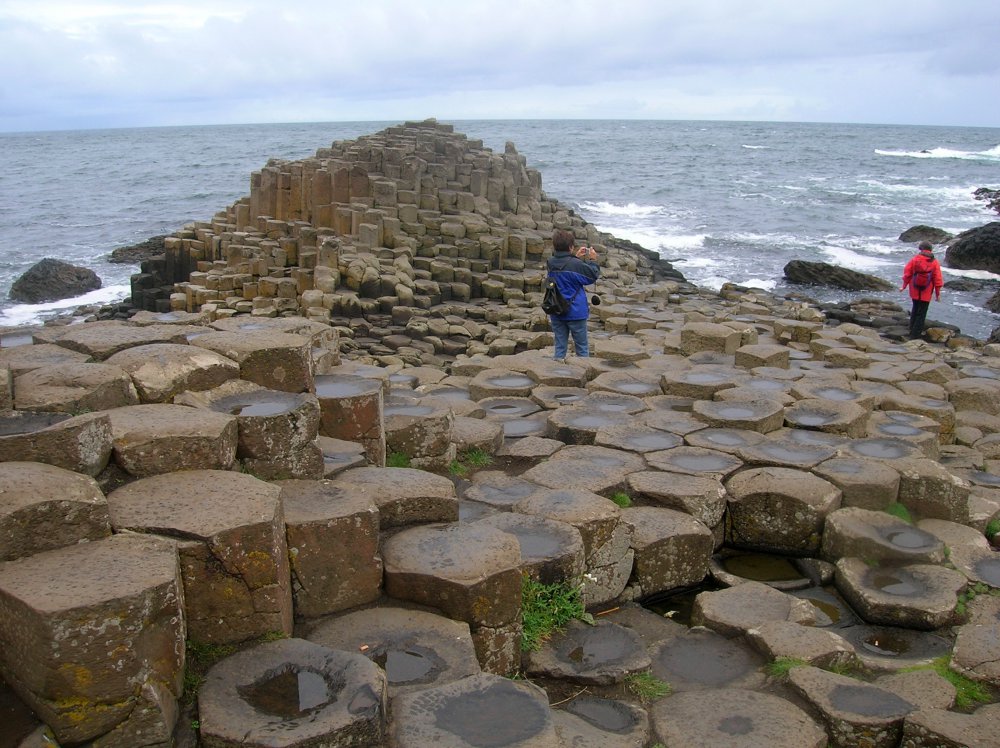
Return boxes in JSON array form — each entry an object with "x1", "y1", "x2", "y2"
[
  {"x1": 912, "y1": 264, "x2": 934, "y2": 291},
  {"x1": 541, "y1": 278, "x2": 570, "y2": 316}
]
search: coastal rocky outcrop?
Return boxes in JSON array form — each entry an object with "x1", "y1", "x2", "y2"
[
  {"x1": 945, "y1": 222, "x2": 1000, "y2": 275},
  {"x1": 2, "y1": 121, "x2": 1000, "y2": 748},
  {"x1": 8, "y1": 258, "x2": 102, "y2": 303},
  {"x1": 973, "y1": 187, "x2": 1000, "y2": 216},
  {"x1": 899, "y1": 225, "x2": 953, "y2": 245},
  {"x1": 783, "y1": 259, "x2": 895, "y2": 292}
]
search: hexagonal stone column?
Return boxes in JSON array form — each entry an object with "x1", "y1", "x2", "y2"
[
  {"x1": 384, "y1": 396, "x2": 455, "y2": 466},
  {"x1": 188, "y1": 329, "x2": 314, "y2": 393},
  {"x1": 834, "y1": 557, "x2": 966, "y2": 630},
  {"x1": 811, "y1": 457, "x2": 900, "y2": 511},
  {"x1": 621, "y1": 506, "x2": 713, "y2": 597},
  {"x1": 0, "y1": 411, "x2": 112, "y2": 476},
  {"x1": 315, "y1": 374, "x2": 385, "y2": 467},
  {"x1": 390, "y1": 672, "x2": 561, "y2": 748},
  {"x1": 652, "y1": 688, "x2": 825, "y2": 748},
  {"x1": 382, "y1": 524, "x2": 522, "y2": 674},
  {"x1": 198, "y1": 638, "x2": 386, "y2": 748},
  {"x1": 467, "y1": 369, "x2": 536, "y2": 400},
  {"x1": 679, "y1": 322, "x2": 741, "y2": 356},
  {"x1": 307, "y1": 607, "x2": 481, "y2": 697},
  {"x1": 692, "y1": 398, "x2": 785, "y2": 433},
  {"x1": 735, "y1": 343, "x2": 790, "y2": 369},
  {"x1": 210, "y1": 388, "x2": 323, "y2": 480},
  {"x1": 627, "y1": 470, "x2": 727, "y2": 527},
  {"x1": 104, "y1": 343, "x2": 239, "y2": 403},
  {"x1": 726, "y1": 467, "x2": 842, "y2": 554},
  {"x1": 332, "y1": 466, "x2": 456, "y2": 528},
  {"x1": 106, "y1": 403, "x2": 237, "y2": 477},
  {"x1": 474, "y1": 512, "x2": 585, "y2": 586},
  {"x1": 902, "y1": 704, "x2": 1000, "y2": 748},
  {"x1": 108, "y1": 470, "x2": 293, "y2": 644},
  {"x1": 41, "y1": 321, "x2": 193, "y2": 360},
  {"x1": 277, "y1": 479, "x2": 381, "y2": 619},
  {"x1": 690, "y1": 580, "x2": 816, "y2": 637},
  {"x1": 784, "y1": 397, "x2": 869, "y2": 437},
  {"x1": 821, "y1": 508, "x2": 945, "y2": 565},
  {"x1": 0, "y1": 534, "x2": 184, "y2": 746},
  {"x1": 14, "y1": 362, "x2": 139, "y2": 412},
  {"x1": 0, "y1": 461, "x2": 110, "y2": 562},
  {"x1": 524, "y1": 619, "x2": 650, "y2": 685}
]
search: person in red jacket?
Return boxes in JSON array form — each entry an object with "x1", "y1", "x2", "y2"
[{"x1": 900, "y1": 241, "x2": 944, "y2": 340}]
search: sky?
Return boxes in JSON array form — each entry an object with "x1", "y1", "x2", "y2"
[{"x1": 1, "y1": 0, "x2": 998, "y2": 133}]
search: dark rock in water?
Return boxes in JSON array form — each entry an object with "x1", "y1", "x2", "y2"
[
  {"x1": 899, "y1": 225, "x2": 953, "y2": 244},
  {"x1": 986, "y1": 289, "x2": 1000, "y2": 314},
  {"x1": 973, "y1": 187, "x2": 1000, "y2": 215},
  {"x1": 945, "y1": 222, "x2": 1000, "y2": 274},
  {"x1": 784, "y1": 260, "x2": 894, "y2": 292},
  {"x1": 944, "y1": 277, "x2": 999, "y2": 292},
  {"x1": 109, "y1": 235, "x2": 167, "y2": 264},
  {"x1": 9, "y1": 258, "x2": 102, "y2": 303},
  {"x1": 989, "y1": 326, "x2": 1000, "y2": 345}
]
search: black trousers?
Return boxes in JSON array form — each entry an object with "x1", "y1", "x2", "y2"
[{"x1": 909, "y1": 299, "x2": 930, "y2": 339}]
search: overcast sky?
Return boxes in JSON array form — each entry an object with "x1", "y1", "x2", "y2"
[{"x1": 2, "y1": 0, "x2": 998, "y2": 133}]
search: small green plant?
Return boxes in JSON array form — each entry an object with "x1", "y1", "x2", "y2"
[
  {"x1": 190, "y1": 719, "x2": 201, "y2": 730},
  {"x1": 986, "y1": 518, "x2": 1000, "y2": 541},
  {"x1": 182, "y1": 640, "x2": 237, "y2": 702},
  {"x1": 386, "y1": 452, "x2": 411, "y2": 468},
  {"x1": 765, "y1": 656, "x2": 808, "y2": 679},
  {"x1": 885, "y1": 502, "x2": 913, "y2": 524},
  {"x1": 955, "y1": 582, "x2": 993, "y2": 617},
  {"x1": 460, "y1": 448, "x2": 493, "y2": 468},
  {"x1": 609, "y1": 491, "x2": 632, "y2": 508},
  {"x1": 520, "y1": 576, "x2": 592, "y2": 652},
  {"x1": 902, "y1": 656, "x2": 992, "y2": 709},
  {"x1": 625, "y1": 671, "x2": 671, "y2": 701},
  {"x1": 448, "y1": 459, "x2": 468, "y2": 477}
]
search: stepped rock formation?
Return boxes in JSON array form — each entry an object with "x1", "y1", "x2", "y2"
[{"x1": 2, "y1": 121, "x2": 1000, "y2": 747}]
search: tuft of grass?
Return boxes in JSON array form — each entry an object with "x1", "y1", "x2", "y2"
[
  {"x1": 520, "y1": 576, "x2": 592, "y2": 652},
  {"x1": 765, "y1": 656, "x2": 809, "y2": 679},
  {"x1": 460, "y1": 448, "x2": 493, "y2": 469},
  {"x1": 955, "y1": 582, "x2": 994, "y2": 618},
  {"x1": 183, "y1": 640, "x2": 237, "y2": 703},
  {"x1": 448, "y1": 459, "x2": 468, "y2": 477},
  {"x1": 902, "y1": 656, "x2": 992, "y2": 709},
  {"x1": 386, "y1": 452, "x2": 411, "y2": 468},
  {"x1": 885, "y1": 502, "x2": 913, "y2": 524},
  {"x1": 986, "y1": 518, "x2": 1000, "y2": 541},
  {"x1": 625, "y1": 671, "x2": 671, "y2": 702},
  {"x1": 609, "y1": 491, "x2": 632, "y2": 508}
]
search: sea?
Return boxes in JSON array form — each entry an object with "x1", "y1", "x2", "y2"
[{"x1": 2, "y1": 119, "x2": 999, "y2": 338}]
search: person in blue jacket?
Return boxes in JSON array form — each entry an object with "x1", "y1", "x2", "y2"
[{"x1": 546, "y1": 229, "x2": 600, "y2": 361}]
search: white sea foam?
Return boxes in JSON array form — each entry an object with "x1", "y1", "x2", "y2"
[
  {"x1": 578, "y1": 200, "x2": 665, "y2": 217},
  {"x1": 875, "y1": 145, "x2": 1000, "y2": 161},
  {"x1": 673, "y1": 256, "x2": 720, "y2": 269},
  {"x1": 737, "y1": 277, "x2": 778, "y2": 291},
  {"x1": 820, "y1": 245, "x2": 894, "y2": 271},
  {"x1": 0, "y1": 285, "x2": 131, "y2": 327},
  {"x1": 941, "y1": 267, "x2": 1000, "y2": 282},
  {"x1": 742, "y1": 145, "x2": 768, "y2": 150}
]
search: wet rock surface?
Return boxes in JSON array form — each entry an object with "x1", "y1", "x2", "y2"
[{"x1": 3, "y1": 119, "x2": 1000, "y2": 746}]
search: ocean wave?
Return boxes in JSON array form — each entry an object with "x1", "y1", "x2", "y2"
[
  {"x1": 741, "y1": 145, "x2": 768, "y2": 150},
  {"x1": 577, "y1": 200, "x2": 665, "y2": 217},
  {"x1": 0, "y1": 284, "x2": 131, "y2": 327},
  {"x1": 820, "y1": 245, "x2": 895, "y2": 271},
  {"x1": 673, "y1": 256, "x2": 719, "y2": 269},
  {"x1": 941, "y1": 267, "x2": 1000, "y2": 282},
  {"x1": 875, "y1": 145, "x2": 1000, "y2": 161}
]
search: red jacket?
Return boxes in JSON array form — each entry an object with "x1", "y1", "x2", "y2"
[{"x1": 902, "y1": 252, "x2": 943, "y2": 302}]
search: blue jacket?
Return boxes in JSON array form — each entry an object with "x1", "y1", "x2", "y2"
[{"x1": 546, "y1": 250, "x2": 600, "y2": 320}]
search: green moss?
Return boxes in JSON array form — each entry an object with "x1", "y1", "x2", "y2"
[
  {"x1": 884, "y1": 502, "x2": 913, "y2": 524},
  {"x1": 902, "y1": 656, "x2": 992, "y2": 709},
  {"x1": 765, "y1": 656, "x2": 809, "y2": 679},
  {"x1": 460, "y1": 448, "x2": 493, "y2": 468},
  {"x1": 386, "y1": 452, "x2": 411, "y2": 468},
  {"x1": 986, "y1": 518, "x2": 1000, "y2": 541},
  {"x1": 609, "y1": 492, "x2": 632, "y2": 508}
]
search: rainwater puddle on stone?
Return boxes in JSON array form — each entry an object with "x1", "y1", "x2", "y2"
[
  {"x1": 699, "y1": 429, "x2": 752, "y2": 447},
  {"x1": 881, "y1": 528, "x2": 935, "y2": 551},
  {"x1": 851, "y1": 440, "x2": 911, "y2": 459},
  {"x1": 554, "y1": 393, "x2": 583, "y2": 404},
  {"x1": 970, "y1": 471, "x2": 1000, "y2": 487},
  {"x1": 424, "y1": 387, "x2": 473, "y2": 401},
  {"x1": 483, "y1": 401, "x2": 536, "y2": 418},
  {"x1": 0, "y1": 412, "x2": 69, "y2": 436},
  {"x1": 501, "y1": 416, "x2": 547, "y2": 438},
  {"x1": 869, "y1": 571, "x2": 922, "y2": 596},
  {"x1": 385, "y1": 404, "x2": 435, "y2": 417},
  {"x1": 755, "y1": 444, "x2": 822, "y2": 463},
  {"x1": 216, "y1": 393, "x2": 297, "y2": 417},
  {"x1": 315, "y1": 378, "x2": 378, "y2": 398},
  {"x1": 347, "y1": 685, "x2": 379, "y2": 716},
  {"x1": 561, "y1": 629, "x2": 630, "y2": 670},
  {"x1": 714, "y1": 406, "x2": 757, "y2": 419},
  {"x1": 614, "y1": 381, "x2": 659, "y2": 395},
  {"x1": 510, "y1": 528, "x2": 563, "y2": 559},
  {"x1": 876, "y1": 423, "x2": 922, "y2": 437},
  {"x1": 829, "y1": 684, "x2": 911, "y2": 717},
  {"x1": 791, "y1": 588, "x2": 857, "y2": 629},
  {"x1": 239, "y1": 667, "x2": 336, "y2": 718},
  {"x1": 681, "y1": 371, "x2": 728, "y2": 384},
  {"x1": 485, "y1": 375, "x2": 534, "y2": 388},
  {"x1": 812, "y1": 387, "x2": 858, "y2": 401},
  {"x1": 644, "y1": 583, "x2": 722, "y2": 626},
  {"x1": 0, "y1": 333, "x2": 33, "y2": 347},
  {"x1": 748, "y1": 379, "x2": 785, "y2": 392},
  {"x1": 622, "y1": 432, "x2": 682, "y2": 450},
  {"x1": 389, "y1": 373, "x2": 419, "y2": 387},
  {"x1": 564, "y1": 697, "x2": 636, "y2": 734},
  {"x1": 434, "y1": 683, "x2": 546, "y2": 748},
  {"x1": 861, "y1": 631, "x2": 911, "y2": 657},
  {"x1": 793, "y1": 412, "x2": 834, "y2": 427},
  {"x1": 721, "y1": 553, "x2": 806, "y2": 584},
  {"x1": 571, "y1": 414, "x2": 622, "y2": 429},
  {"x1": 973, "y1": 558, "x2": 1000, "y2": 587},
  {"x1": 373, "y1": 645, "x2": 442, "y2": 685}
]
